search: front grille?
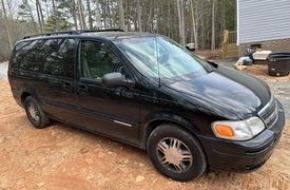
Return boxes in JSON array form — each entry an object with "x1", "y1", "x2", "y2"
[{"x1": 258, "y1": 95, "x2": 278, "y2": 128}]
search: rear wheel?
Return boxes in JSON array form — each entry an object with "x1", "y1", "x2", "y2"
[
  {"x1": 24, "y1": 96, "x2": 50, "y2": 129},
  {"x1": 147, "y1": 124, "x2": 207, "y2": 181}
]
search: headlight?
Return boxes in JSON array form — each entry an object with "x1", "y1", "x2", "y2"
[{"x1": 211, "y1": 117, "x2": 265, "y2": 141}]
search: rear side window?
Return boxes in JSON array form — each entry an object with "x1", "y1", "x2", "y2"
[
  {"x1": 12, "y1": 40, "x2": 38, "y2": 72},
  {"x1": 13, "y1": 38, "x2": 76, "y2": 78},
  {"x1": 41, "y1": 39, "x2": 76, "y2": 78}
]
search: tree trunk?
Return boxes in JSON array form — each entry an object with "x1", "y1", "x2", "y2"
[
  {"x1": 118, "y1": 0, "x2": 126, "y2": 31},
  {"x1": 95, "y1": 2, "x2": 102, "y2": 29},
  {"x1": 107, "y1": 2, "x2": 113, "y2": 28},
  {"x1": 38, "y1": 0, "x2": 45, "y2": 31},
  {"x1": 77, "y1": 0, "x2": 86, "y2": 30},
  {"x1": 1, "y1": 0, "x2": 13, "y2": 50},
  {"x1": 86, "y1": 0, "x2": 93, "y2": 30},
  {"x1": 126, "y1": 1, "x2": 131, "y2": 31},
  {"x1": 136, "y1": 0, "x2": 142, "y2": 32},
  {"x1": 220, "y1": 0, "x2": 226, "y2": 34},
  {"x1": 71, "y1": 0, "x2": 78, "y2": 30},
  {"x1": 200, "y1": 2, "x2": 205, "y2": 49},
  {"x1": 211, "y1": 0, "x2": 216, "y2": 50},
  {"x1": 35, "y1": 0, "x2": 43, "y2": 33},
  {"x1": 177, "y1": 0, "x2": 185, "y2": 45},
  {"x1": 148, "y1": 0, "x2": 153, "y2": 32},
  {"x1": 51, "y1": 0, "x2": 59, "y2": 31},
  {"x1": 153, "y1": 0, "x2": 156, "y2": 32},
  {"x1": 101, "y1": 2, "x2": 108, "y2": 29},
  {"x1": 190, "y1": 0, "x2": 197, "y2": 49},
  {"x1": 167, "y1": 0, "x2": 172, "y2": 38}
]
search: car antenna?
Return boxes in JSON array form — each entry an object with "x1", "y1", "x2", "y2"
[{"x1": 155, "y1": 35, "x2": 161, "y2": 87}]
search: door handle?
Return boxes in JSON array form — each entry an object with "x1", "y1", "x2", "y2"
[
  {"x1": 78, "y1": 84, "x2": 88, "y2": 92},
  {"x1": 63, "y1": 82, "x2": 73, "y2": 91},
  {"x1": 63, "y1": 82, "x2": 72, "y2": 88},
  {"x1": 122, "y1": 91, "x2": 134, "y2": 98}
]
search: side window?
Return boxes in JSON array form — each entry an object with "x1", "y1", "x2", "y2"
[
  {"x1": 15, "y1": 40, "x2": 38, "y2": 72},
  {"x1": 39, "y1": 39, "x2": 59, "y2": 75},
  {"x1": 41, "y1": 39, "x2": 75, "y2": 78},
  {"x1": 80, "y1": 40, "x2": 124, "y2": 79},
  {"x1": 13, "y1": 39, "x2": 75, "y2": 78},
  {"x1": 57, "y1": 39, "x2": 76, "y2": 78}
]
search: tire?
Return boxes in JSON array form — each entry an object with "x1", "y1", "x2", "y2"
[
  {"x1": 24, "y1": 96, "x2": 50, "y2": 129},
  {"x1": 147, "y1": 124, "x2": 207, "y2": 181}
]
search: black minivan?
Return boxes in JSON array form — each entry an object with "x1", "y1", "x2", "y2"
[{"x1": 8, "y1": 30, "x2": 285, "y2": 181}]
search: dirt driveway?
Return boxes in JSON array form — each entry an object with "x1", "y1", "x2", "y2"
[{"x1": 0, "y1": 62, "x2": 290, "y2": 190}]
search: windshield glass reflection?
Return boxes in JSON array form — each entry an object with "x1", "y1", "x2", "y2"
[{"x1": 115, "y1": 36, "x2": 212, "y2": 80}]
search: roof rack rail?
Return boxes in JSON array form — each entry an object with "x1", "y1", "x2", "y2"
[
  {"x1": 23, "y1": 28, "x2": 124, "y2": 39},
  {"x1": 85, "y1": 28, "x2": 124, "y2": 33},
  {"x1": 23, "y1": 31, "x2": 78, "y2": 39}
]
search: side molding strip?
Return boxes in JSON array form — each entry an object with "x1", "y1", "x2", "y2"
[{"x1": 113, "y1": 120, "x2": 132, "y2": 127}]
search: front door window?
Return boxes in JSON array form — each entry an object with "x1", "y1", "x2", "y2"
[{"x1": 80, "y1": 40, "x2": 125, "y2": 80}]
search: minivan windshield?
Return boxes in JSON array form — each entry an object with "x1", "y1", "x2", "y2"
[{"x1": 115, "y1": 36, "x2": 213, "y2": 79}]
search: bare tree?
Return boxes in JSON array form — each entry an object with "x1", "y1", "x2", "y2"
[
  {"x1": 51, "y1": 0, "x2": 60, "y2": 31},
  {"x1": 0, "y1": 0, "x2": 237, "y2": 56},
  {"x1": 1, "y1": 0, "x2": 12, "y2": 50},
  {"x1": 177, "y1": 0, "x2": 185, "y2": 45},
  {"x1": 86, "y1": 0, "x2": 93, "y2": 29},
  {"x1": 35, "y1": 0, "x2": 44, "y2": 33},
  {"x1": 71, "y1": 0, "x2": 78, "y2": 30},
  {"x1": 118, "y1": 0, "x2": 125, "y2": 31},
  {"x1": 77, "y1": 0, "x2": 86, "y2": 30},
  {"x1": 136, "y1": 0, "x2": 142, "y2": 32},
  {"x1": 211, "y1": 0, "x2": 215, "y2": 50},
  {"x1": 189, "y1": 0, "x2": 197, "y2": 49}
]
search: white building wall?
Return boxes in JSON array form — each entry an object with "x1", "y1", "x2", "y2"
[{"x1": 237, "y1": 0, "x2": 290, "y2": 44}]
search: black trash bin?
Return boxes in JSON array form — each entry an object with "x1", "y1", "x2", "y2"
[{"x1": 268, "y1": 53, "x2": 290, "y2": 76}]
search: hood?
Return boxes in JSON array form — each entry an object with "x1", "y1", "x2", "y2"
[{"x1": 163, "y1": 65, "x2": 271, "y2": 120}]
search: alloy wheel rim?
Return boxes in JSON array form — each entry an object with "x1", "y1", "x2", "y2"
[{"x1": 156, "y1": 137, "x2": 193, "y2": 173}]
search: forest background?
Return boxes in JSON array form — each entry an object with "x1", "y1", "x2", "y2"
[{"x1": 0, "y1": 0, "x2": 236, "y2": 61}]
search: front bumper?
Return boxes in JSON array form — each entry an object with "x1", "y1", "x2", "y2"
[{"x1": 200, "y1": 99, "x2": 285, "y2": 172}]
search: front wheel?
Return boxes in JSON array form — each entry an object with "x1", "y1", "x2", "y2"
[{"x1": 147, "y1": 124, "x2": 207, "y2": 181}]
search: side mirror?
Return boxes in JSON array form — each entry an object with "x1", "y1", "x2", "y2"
[{"x1": 102, "y1": 72, "x2": 135, "y2": 90}]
